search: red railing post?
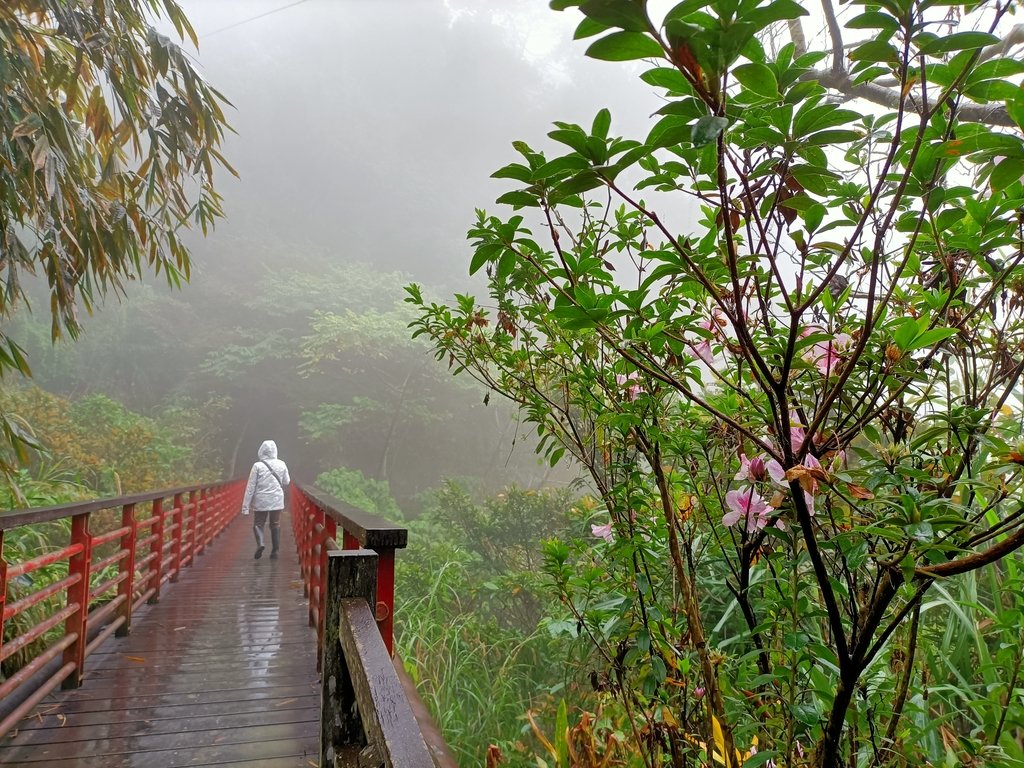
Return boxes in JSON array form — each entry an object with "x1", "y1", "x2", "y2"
[
  {"x1": 375, "y1": 549, "x2": 396, "y2": 656},
  {"x1": 148, "y1": 498, "x2": 165, "y2": 604},
  {"x1": 0, "y1": 531, "x2": 7, "y2": 660},
  {"x1": 169, "y1": 493, "x2": 183, "y2": 582},
  {"x1": 62, "y1": 513, "x2": 93, "y2": 688},
  {"x1": 195, "y1": 488, "x2": 208, "y2": 555},
  {"x1": 187, "y1": 490, "x2": 199, "y2": 564},
  {"x1": 116, "y1": 503, "x2": 137, "y2": 638}
]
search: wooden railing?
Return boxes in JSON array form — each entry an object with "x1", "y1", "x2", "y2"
[
  {"x1": 320, "y1": 549, "x2": 433, "y2": 768},
  {"x1": 291, "y1": 483, "x2": 407, "y2": 662},
  {"x1": 292, "y1": 484, "x2": 456, "y2": 768},
  {"x1": 0, "y1": 479, "x2": 244, "y2": 737}
]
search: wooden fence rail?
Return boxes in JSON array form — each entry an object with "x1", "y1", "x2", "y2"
[
  {"x1": 320, "y1": 548, "x2": 433, "y2": 768},
  {"x1": 0, "y1": 479, "x2": 245, "y2": 737},
  {"x1": 290, "y1": 484, "x2": 407, "y2": 662}
]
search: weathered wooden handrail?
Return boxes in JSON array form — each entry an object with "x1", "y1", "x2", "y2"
[
  {"x1": 291, "y1": 483, "x2": 407, "y2": 660},
  {"x1": 0, "y1": 479, "x2": 244, "y2": 737},
  {"x1": 321, "y1": 549, "x2": 433, "y2": 768}
]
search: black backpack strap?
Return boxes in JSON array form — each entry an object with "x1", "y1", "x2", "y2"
[{"x1": 260, "y1": 460, "x2": 284, "y2": 489}]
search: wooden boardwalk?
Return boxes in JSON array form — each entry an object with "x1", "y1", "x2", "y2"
[{"x1": 0, "y1": 512, "x2": 320, "y2": 768}]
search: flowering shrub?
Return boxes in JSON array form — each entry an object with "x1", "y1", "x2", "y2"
[{"x1": 408, "y1": 1, "x2": 1024, "y2": 765}]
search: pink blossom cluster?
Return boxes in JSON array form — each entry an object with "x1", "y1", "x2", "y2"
[
  {"x1": 723, "y1": 418, "x2": 826, "y2": 530},
  {"x1": 690, "y1": 308, "x2": 728, "y2": 365},
  {"x1": 615, "y1": 372, "x2": 644, "y2": 402},
  {"x1": 802, "y1": 326, "x2": 853, "y2": 377}
]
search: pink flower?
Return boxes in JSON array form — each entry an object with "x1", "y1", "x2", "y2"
[
  {"x1": 767, "y1": 452, "x2": 820, "y2": 517},
  {"x1": 692, "y1": 338, "x2": 714, "y2": 364},
  {"x1": 591, "y1": 522, "x2": 614, "y2": 542},
  {"x1": 735, "y1": 453, "x2": 767, "y2": 482},
  {"x1": 693, "y1": 686, "x2": 705, "y2": 699},
  {"x1": 748, "y1": 745, "x2": 776, "y2": 768},
  {"x1": 615, "y1": 373, "x2": 644, "y2": 402},
  {"x1": 723, "y1": 488, "x2": 772, "y2": 530},
  {"x1": 802, "y1": 327, "x2": 853, "y2": 377},
  {"x1": 690, "y1": 310, "x2": 726, "y2": 364}
]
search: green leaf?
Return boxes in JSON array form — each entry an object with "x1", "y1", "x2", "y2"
[
  {"x1": 990, "y1": 158, "x2": 1024, "y2": 191},
  {"x1": 745, "y1": 0, "x2": 808, "y2": 29},
  {"x1": 556, "y1": 169, "x2": 605, "y2": 195},
  {"x1": 548, "y1": 128, "x2": 589, "y2": 154},
  {"x1": 574, "y1": 16, "x2": 610, "y2": 39},
  {"x1": 910, "y1": 327, "x2": 957, "y2": 351},
  {"x1": 805, "y1": 129, "x2": 863, "y2": 145},
  {"x1": 646, "y1": 115, "x2": 692, "y2": 148},
  {"x1": 495, "y1": 190, "x2": 540, "y2": 208},
  {"x1": 732, "y1": 62, "x2": 778, "y2": 97},
  {"x1": 919, "y1": 31, "x2": 999, "y2": 56},
  {"x1": 691, "y1": 115, "x2": 728, "y2": 146},
  {"x1": 579, "y1": 0, "x2": 650, "y2": 32},
  {"x1": 491, "y1": 163, "x2": 533, "y2": 182},
  {"x1": 592, "y1": 108, "x2": 612, "y2": 139},
  {"x1": 641, "y1": 67, "x2": 691, "y2": 92},
  {"x1": 849, "y1": 39, "x2": 900, "y2": 65},
  {"x1": 469, "y1": 243, "x2": 503, "y2": 275},
  {"x1": 532, "y1": 155, "x2": 591, "y2": 181},
  {"x1": 846, "y1": 11, "x2": 900, "y2": 32},
  {"x1": 892, "y1": 317, "x2": 920, "y2": 351},
  {"x1": 586, "y1": 31, "x2": 663, "y2": 61}
]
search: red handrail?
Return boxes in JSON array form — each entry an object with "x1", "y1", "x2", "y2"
[
  {"x1": 0, "y1": 479, "x2": 245, "y2": 737},
  {"x1": 290, "y1": 483, "x2": 407, "y2": 661}
]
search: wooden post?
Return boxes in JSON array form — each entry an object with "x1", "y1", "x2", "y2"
[
  {"x1": 0, "y1": 531, "x2": 7, "y2": 663},
  {"x1": 374, "y1": 549, "x2": 396, "y2": 656},
  {"x1": 148, "y1": 498, "x2": 165, "y2": 604},
  {"x1": 187, "y1": 490, "x2": 199, "y2": 563},
  {"x1": 116, "y1": 503, "x2": 136, "y2": 637},
  {"x1": 321, "y1": 549, "x2": 377, "y2": 768},
  {"x1": 62, "y1": 513, "x2": 93, "y2": 688},
  {"x1": 169, "y1": 493, "x2": 183, "y2": 583},
  {"x1": 196, "y1": 488, "x2": 208, "y2": 555}
]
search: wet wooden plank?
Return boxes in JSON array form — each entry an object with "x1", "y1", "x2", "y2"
[
  {"x1": 0, "y1": 513, "x2": 321, "y2": 767},
  {"x1": 13, "y1": 694, "x2": 320, "y2": 732}
]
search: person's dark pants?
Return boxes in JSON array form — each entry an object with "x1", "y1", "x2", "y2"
[{"x1": 253, "y1": 508, "x2": 282, "y2": 553}]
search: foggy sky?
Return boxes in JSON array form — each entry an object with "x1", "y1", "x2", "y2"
[{"x1": 174, "y1": 0, "x2": 665, "y2": 283}]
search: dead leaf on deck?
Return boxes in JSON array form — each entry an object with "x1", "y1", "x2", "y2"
[
  {"x1": 125, "y1": 656, "x2": 146, "y2": 663},
  {"x1": 275, "y1": 697, "x2": 298, "y2": 707}
]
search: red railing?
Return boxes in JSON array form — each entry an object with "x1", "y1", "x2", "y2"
[
  {"x1": 290, "y1": 483, "x2": 407, "y2": 660},
  {"x1": 0, "y1": 479, "x2": 244, "y2": 737}
]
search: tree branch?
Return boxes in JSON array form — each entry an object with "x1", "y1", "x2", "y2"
[{"x1": 803, "y1": 68, "x2": 1015, "y2": 127}]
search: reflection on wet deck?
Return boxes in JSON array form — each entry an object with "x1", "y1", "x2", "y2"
[{"x1": 0, "y1": 513, "x2": 319, "y2": 768}]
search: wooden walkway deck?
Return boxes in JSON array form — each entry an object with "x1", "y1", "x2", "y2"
[{"x1": 0, "y1": 512, "x2": 320, "y2": 768}]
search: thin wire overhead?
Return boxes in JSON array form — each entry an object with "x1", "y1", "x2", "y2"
[{"x1": 203, "y1": 0, "x2": 313, "y2": 39}]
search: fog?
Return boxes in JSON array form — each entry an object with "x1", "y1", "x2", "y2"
[
  {"x1": 11, "y1": 1, "x2": 677, "y2": 504},
  {"x1": 176, "y1": 0, "x2": 664, "y2": 280}
]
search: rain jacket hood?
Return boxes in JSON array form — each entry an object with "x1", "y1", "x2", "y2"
[{"x1": 242, "y1": 440, "x2": 290, "y2": 514}]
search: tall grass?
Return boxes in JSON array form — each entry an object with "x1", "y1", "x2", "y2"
[{"x1": 397, "y1": 559, "x2": 559, "y2": 765}]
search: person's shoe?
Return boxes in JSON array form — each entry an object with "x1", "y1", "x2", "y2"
[
  {"x1": 270, "y1": 551, "x2": 279, "y2": 560},
  {"x1": 254, "y1": 545, "x2": 265, "y2": 560}
]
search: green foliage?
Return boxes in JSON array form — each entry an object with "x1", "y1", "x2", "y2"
[
  {"x1": 315, "y1": 466, "x2": 403, "y2": 520},
  {"x1": 0, "y1": 0, "x2": 231, "y2": 478},
  {"x1": 396, "y1": 483, "x2": 588, "y2": 766},
  {"x1": 409, "y1": 2, "x2": 1024, "y2": 766},
  {"x1": 0, "y1": 0, "x2": 231, "y2": 357},
  {"x1": 0, "y1": 385, "x2": 218, "y2": 495}
]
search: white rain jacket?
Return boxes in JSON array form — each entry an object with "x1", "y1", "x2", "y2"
[{"x1": 242, "y1": 440, "x2": 291, "y2": 514}]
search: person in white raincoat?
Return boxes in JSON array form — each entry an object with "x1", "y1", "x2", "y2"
[{"x1": 241, "y1": 440, "x2": 291, "y2": 560}]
